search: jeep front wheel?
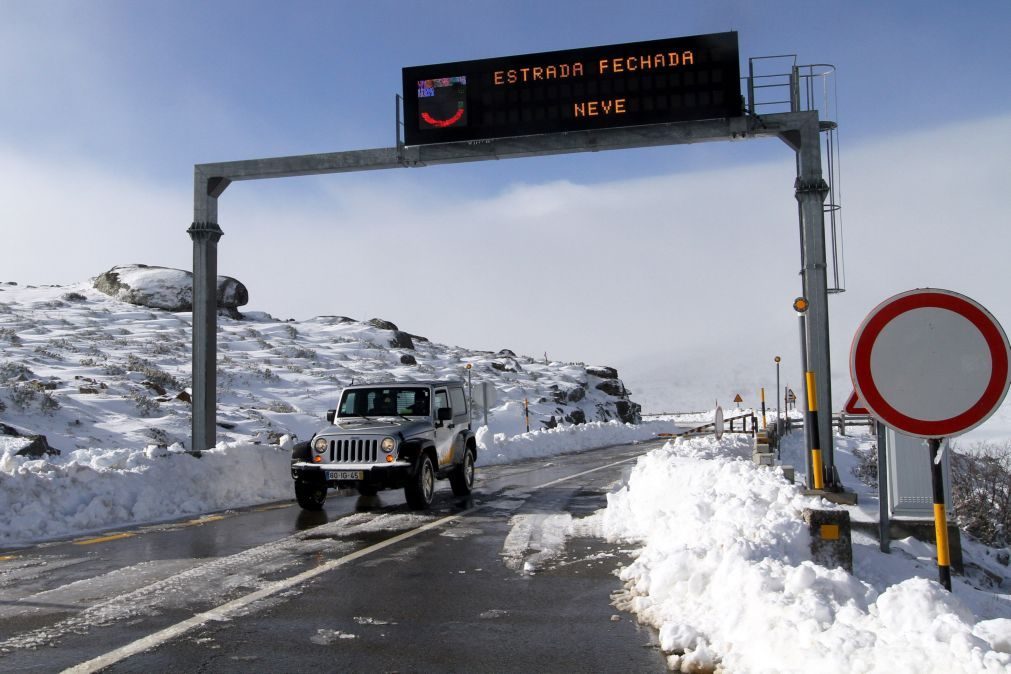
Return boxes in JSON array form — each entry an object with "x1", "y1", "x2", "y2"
[
  {"x1": 295, "y1": 480, "x2": 327, "y2": 511},
  {"x1": 449, "y1": 448, "x2": 475, "y2": 496},
  {"x1": 405, "y1": 454, "x2": 435, "y2": 510}
]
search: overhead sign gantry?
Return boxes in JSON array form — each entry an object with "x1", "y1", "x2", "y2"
[{"x1": 188, "y1": 33, "x2": 839, "y2": 483}]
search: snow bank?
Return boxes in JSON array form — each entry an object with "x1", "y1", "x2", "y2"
[
  {"x1": 475, "y1": 418, "x2": 678, "y2": 466},
  {"x1": 600, "y1": 435, "x2": 1011, "y2": 673},
  {"x1": 0, "y1": 419, "x2": 679, "y2": 547},
  {"x1": 0, "y1": 443, "x2": 291, "y2": 545}
]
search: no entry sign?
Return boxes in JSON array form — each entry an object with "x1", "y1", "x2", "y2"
[{"x1": 850, "y1": 289, "x2": 1011, "y2": 438}]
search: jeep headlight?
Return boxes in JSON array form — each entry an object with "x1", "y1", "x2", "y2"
[
  {"x1": 313, "y1": 437, "x2": 328, "y2": 453},
  {"x1": 381, "y1": 437, "x2": 396, "y2": 453}
]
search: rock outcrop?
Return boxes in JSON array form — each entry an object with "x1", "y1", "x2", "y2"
[{"x1": 94, "y1": 264, "x2": 248, "y2": 313}]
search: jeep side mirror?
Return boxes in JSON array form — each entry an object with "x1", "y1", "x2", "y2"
[
  {"x1": 326, "y1": 410, "x2": 336, "y2": 423},
  {"x1": 437, "y1": 407, "x2": 452, "y2": 422}
]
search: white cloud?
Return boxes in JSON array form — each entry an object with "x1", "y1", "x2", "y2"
[
  {"x1": 2, "y1": 113, "x2": 1009, "y2": 429},
  {"x1": 0, "y1": 146, "x2": 192, "y2": 283}
]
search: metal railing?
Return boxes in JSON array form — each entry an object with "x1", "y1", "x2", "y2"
[
  {"x1": 743, "y1": 57, "x2": 845, "y2": 294},
  {"x1": 656, "y1": 412, "x2": 760, "y2": 440}
]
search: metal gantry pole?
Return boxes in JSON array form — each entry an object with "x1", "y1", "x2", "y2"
[
  {"x1": 188, "y1": 170, "x2": 228, "y2": 453},
  {"x1": 783, "y1": 113, "x2": 835, "y2": 486}
]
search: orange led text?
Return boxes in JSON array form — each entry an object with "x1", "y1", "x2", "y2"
[
  {"x1": 598, "y1": 51, "x2": 694, "y2": 74},
  {"x1": 573, "y1": 98, "x2": 627, "y2": 117}
]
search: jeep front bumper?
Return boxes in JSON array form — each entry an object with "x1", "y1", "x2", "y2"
[{"x1": 292, "y1": 461, "x2": 413, "y2": 489}]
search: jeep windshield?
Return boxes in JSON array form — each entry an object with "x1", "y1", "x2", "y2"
[{"x1": 337, "y1": 387, "x2": 431, "y2": 418}]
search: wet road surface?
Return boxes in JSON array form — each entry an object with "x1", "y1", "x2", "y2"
[{"x1": 0, "y1": 440, "x2": 669, "y2": 672}]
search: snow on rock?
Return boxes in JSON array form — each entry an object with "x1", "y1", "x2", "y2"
[
  {"x1": 0, "y1": 443, "x2": 290, "y2": 545},
  {"x1": 599, "y1": 434, "x2": 1011, "y2": 673},
  {"x1": 93, "y1": 264, "x2": 248, "y2": 312}
]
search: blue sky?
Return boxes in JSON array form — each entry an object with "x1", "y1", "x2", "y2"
[
  {"x1": 4, "y1": 1, "x2": 1008, "y2": 186},
  {"x1": 2, "y1": 1, "x2": 1010, "y2": 417}
]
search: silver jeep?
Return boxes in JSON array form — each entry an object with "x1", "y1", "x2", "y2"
[{"x1": 290, "y1": 381, "x2": 477, "y2": 510}]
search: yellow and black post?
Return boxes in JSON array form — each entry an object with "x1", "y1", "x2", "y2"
[
  {"x1": 524, "y1": 398, "x2": 530, "y2": 433},
  {"x1": 928, "y1": 438, "x2": 953, "y2": 591},
  {"x1": 760, "y1": 387, "x2": 767, "y2": 430},
  {"x1": 805, "y1": 371, "x2": 825, "y2": 490}
]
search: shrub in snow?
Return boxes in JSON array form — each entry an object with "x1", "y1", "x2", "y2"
[
  {"x1": 0, "y1": 361, "x2": 33, "y2": 382},
  {"x1": 124, "y1": 354, "x2": 181, "y2": 390},
  {"x1": 849, "y1": 444, "x2": 878, "y2": 489},
  {"x1": 951, "y1": 441, "x2": 1011, "y2": 548},
  {"x1": 39, "y1": 391, "x2": 60, "y2": 414},
  {"x1": 130, "y1": 392, "x2": 160, "y2": 417},
  {"x1": 0, "y1": 327, "x2": 22, "y2": 346},
  {"x1": 8, "y1": 382, "x2": 41, "y2": 410}
]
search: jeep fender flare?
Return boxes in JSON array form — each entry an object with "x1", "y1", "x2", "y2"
[
  {"x1": 399, "y1": 439, "x2": 437, "y2": 474},
  {"x1": 291, "y1": 440, "x2": 312, "y2": 463},
  {"x1": 457, "y1": 430, "x2": 477, "y2": 463}
]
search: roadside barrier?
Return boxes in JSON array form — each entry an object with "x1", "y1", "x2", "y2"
[{"x1": 656, "y1": 412, "x2": 759, "y2": 439}]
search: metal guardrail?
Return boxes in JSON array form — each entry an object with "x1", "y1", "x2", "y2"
[
  {"x1": 782, "y1": 413, "x2": 875, "y2": 436},
  {"x1": 656, "y1": 413, "x2": 760, "y2": 440}
]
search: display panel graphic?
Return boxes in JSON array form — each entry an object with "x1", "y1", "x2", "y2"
[
  {"x1": 417, "y1": 76, "x2": 468, "y2": 130},
  {"x1": 402, "y1": 32, "x2": 741, "y2": 146}
]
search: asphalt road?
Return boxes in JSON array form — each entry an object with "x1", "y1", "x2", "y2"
[{"x1": 0, "y1": 440, "x2": 669, "y2": 673}]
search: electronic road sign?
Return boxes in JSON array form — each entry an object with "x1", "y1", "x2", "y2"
[{"x1": 402, "y1": 32, "x2": 742, "y2": 146}]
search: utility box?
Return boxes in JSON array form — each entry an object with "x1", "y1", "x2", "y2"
[{"x1": 886, "y1": 429, "x2": 953, "y2": 518}]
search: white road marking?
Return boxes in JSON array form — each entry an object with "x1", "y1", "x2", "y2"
[
  {"x1": 533, "y1": 453, "x2": 641, "y2": 490},
  {"x1": 62, "y1": 450, "x2": 646, "y2": 673}
]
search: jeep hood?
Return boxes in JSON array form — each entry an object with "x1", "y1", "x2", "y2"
[{"x1": 325, "y1": 419, "x2": 432, "y2": 438}]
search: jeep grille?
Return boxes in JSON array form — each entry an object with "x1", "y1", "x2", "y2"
[{"x1": 328, "y1": 438, "x2": 379, "y2": 464}]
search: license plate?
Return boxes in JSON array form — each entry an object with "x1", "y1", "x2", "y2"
[{"x1": 326, "y1": 470, "x2": 363, "y2": 481}]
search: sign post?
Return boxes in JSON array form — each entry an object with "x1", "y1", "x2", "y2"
[
  {"x1": 850, "y1": 288, "x2": 1011, "y2": 590},
  {"x1": 794, "y1": 296, "x2": 818, "y2": 487},
  {"x1": 775, "y1": 356, "x2": 782, "y2": 436}
]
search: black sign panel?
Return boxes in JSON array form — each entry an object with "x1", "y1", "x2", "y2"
[{"x1": 402, "y1": 32, "x2": 741, "y2": 146}]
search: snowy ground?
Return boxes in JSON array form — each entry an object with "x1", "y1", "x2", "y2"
[
  {"x1": 498, "y1": 426, "x2": 1011, "y2": 672},
  {"x1": 3, "y1": 281, "x2": 1011, "y2": 671}
]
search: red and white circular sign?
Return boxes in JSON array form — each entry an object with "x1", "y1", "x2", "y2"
[{"x1": 850, "y1": 288, "x2": 1011, "y2": 438}]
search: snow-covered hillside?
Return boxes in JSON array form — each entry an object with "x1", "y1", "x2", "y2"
[
  {"x1": 0, "y1": 278, "x2": 638, "y2": 455},
  {"x1": 3, "y1": 276, "x2": 1011, "y2": 671}
]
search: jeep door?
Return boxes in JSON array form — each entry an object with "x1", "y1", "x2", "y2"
[{"x1": 433, "y1": 388, "x2": 456, "y2": 466}]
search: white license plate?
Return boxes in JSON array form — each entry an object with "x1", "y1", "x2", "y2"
[{"x1": 326, "y1": 470, "x2": 363, "y2": 481}]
